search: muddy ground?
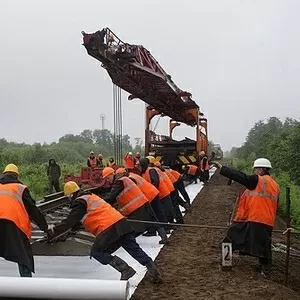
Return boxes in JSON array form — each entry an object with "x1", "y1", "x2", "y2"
[{"x1": 131, "y1": 171, "x2": 300, "y2": 300}]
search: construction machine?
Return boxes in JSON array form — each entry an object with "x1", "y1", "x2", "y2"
[{"x1": 82, "y1": 27, "x2": 208, "y2": 170}]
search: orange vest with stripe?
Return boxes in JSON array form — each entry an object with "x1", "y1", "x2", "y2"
[
  {"x1": 80, "y1": 194, "x2": 124, "y2": 236},
  {"x1": 154, "y1": 167, "x2": 175, "y2": 193},
  {"x1": 129, "y1": 172, "x2": 159, "y2": 202},
  {"x1": 165, "y1": 169, "x2": 176, "y2": 184},
  {"x1": 188, "y1": 165, "x2": 198, "y2": 175},
  {"x1": 168, "y1": 169, "x2": 181, "y2": 182},
  {"x1": 116, "y1": 177, "x2": 149, "y2": 216},
  {"x1": 200, "y1": 157, "x2": 209, "y2": 171},
  {"x1": 0, "y1": 183, "x2": 31, "y2": 239},
  {"x1": 143, "y1": 167, "x2": 170, "y2": 199},
  {"x1": 234, "y1": 175, "x2": 280, "y2": 227}
]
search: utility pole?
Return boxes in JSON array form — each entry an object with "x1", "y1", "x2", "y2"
[{"x1": 100, "y1": 114, "x2": 106, "y2": 130}]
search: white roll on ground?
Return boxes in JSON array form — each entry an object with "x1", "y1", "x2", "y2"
[{"x1": 0, "y1": 277, "x2": 129, "y2": 300}]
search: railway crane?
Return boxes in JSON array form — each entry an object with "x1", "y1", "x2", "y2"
[{"x1": 82, "y1": 27, "x2": 208, "y2": 170}]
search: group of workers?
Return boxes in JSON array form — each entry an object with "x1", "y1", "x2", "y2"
[
  {"x1": 0, "y1": 153, "x2": 280, "y2": 283},
  {"x1": 87, "y1": 151, "x2": 141, "y2": 170}
]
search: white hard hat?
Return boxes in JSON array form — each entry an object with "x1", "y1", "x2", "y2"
[
  {"x1": 128, "y1": 152, "x2": 133, "y2": 155},
  {"x1": 252, "y1": 158, "x2": 272, "y2": 169}
]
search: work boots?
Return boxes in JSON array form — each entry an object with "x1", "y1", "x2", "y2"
[
  {"x1": 145, "y1": 260, "x2": 163, "y2": 283},
  {"x1": 157, "y1": 227, "x2": 169, "y2": 244},
  {"x1": 109, "y1": 255, "x2": 136, "y2": 280}
]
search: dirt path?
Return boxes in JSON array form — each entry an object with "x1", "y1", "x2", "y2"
[{"x1": 131, "y1": 172, "x2": 300, "y2": 300}]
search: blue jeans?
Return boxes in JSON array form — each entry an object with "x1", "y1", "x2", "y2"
[{"x1": 91, "y1": 233, "x2": 151, "y2": 266}]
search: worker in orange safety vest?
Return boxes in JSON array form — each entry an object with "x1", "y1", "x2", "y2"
[
  {"x1": 124, "y1": 152, "x2": 136, "y2": 170},
  {"x1": 154, "y1": 161, "x2": 191, "y2": 212},
  {"x1": 50, "y1": 181, "x2": 162, "y2": 283},
  {"x1": 139, "y1": 157, "x2": 177, "y2": 235},
  {"x1": 182, "y1": 164, "x2": 200, "y2": 184},
  {"x1": 0, "y1": 164, "x2": 51, "y2": 277},
  {"x1": 127, "y1": 169, "x2": 169, "y2": 244},
  {"x1": 213, "y1": 158, "x2": 280, "y2": 277},
  {"x1": 102, "y1": 167, "x2": 168, "y2": 244},
  {"x1": 199, "y1": 151, "x2": 210, "y2": 184}
]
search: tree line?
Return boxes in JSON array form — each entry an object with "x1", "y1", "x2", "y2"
[
  {"x1": 228, "y1": 117, "x2": 300, "y2": 227},
  {"x1": 0, "y1": 129, "x2": 144, "y2": 167}
]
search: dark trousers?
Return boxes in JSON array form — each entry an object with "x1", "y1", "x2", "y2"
[
  {"x1": 91, "y1": 233, "x2": 151, "y2": 266},
  {"x1": 169, "y1": 191, "x2": 184, "y2": 224},
  {"x1": 18, "y1": 264, "x2": 32, "y2": 277},
  {"x1": 146, "y1": 197, "x2": 168, "y2": 234},
  {"x1": 175, "y1": 180, "x2": 191, "y2": 204},
  {"x1": 48, "y1": 178, "x2": 60, "y2": 193}
]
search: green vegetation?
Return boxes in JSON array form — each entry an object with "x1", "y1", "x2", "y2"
[
  {"x1": 228, "y1": 117, "x2": 300, "y2": 227},
  {"x1": 0, "y1": 129, "x2": 143, "y2": 199}
]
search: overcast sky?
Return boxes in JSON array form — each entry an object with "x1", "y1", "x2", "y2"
[{"x1": 1, "y1": 0, "x2": 300, "y2": 151}]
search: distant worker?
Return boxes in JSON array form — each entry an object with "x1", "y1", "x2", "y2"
[
  {"x1": 50, "y1": 181, "x2": 162, "y2": 282},
  {"x1": 102, "y1": 167, "x2": 168, "y2": 244},
  {"x1": 135, "y1": 152, "x2": 141, "y2": 165},
  {"x1": 182, "y1": 164, "x2": 199, "y2": 184},
  {"x1": 124, "y1": 152, "x2": 136, "y2": 170},
  {"x1": 213, "y1": 158, "x2": 280, "y2": 277},
  {"x1": 199, "y1": 151, "x2": 209, "y2": 184},
  {"x1": 97, "y1": 153, "x2": 104, "y2": 168},
  {"x1": 107, "y1": 157, "x2": 117, "y2": 169},
  {"x1": 87, "y1": 151, "x2": 97, "y2": 168},
  {"x1": 0, "y1": 164, "x2": 51, "y2": 277},
  {"x1": 47, "y1": 158, "x2": 61, "y2": 194}
]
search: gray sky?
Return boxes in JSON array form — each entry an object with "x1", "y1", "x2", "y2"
[{"x1": 1, "y1": 0, "x2": 300, "y2": 151}]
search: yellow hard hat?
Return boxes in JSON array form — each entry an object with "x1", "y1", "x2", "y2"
[
  {"x1": 146, "y1": 156, "x2": 156, "y2": 164},
  {"x1": 64, "y1": 181, "x2": 80, "y2": 195},
  {"x1": 3, "y1": 164, "x2": 19, "y2": 175},
  {"x1": 102, "y1": 167, "x2": 115, "y2": 178}
]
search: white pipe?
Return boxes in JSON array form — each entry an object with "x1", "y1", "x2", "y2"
[{"x1": 0, "y1": 277, "x2": 129, "y2": 300}]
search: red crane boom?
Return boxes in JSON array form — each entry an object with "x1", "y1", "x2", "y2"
[{"x1": 82, "y1": 28, "x2": 199, "y2": 126}]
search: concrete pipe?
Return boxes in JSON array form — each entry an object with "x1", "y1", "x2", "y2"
[{"x1": 0, "y1": 277, "x2": 129, "y2": 300}]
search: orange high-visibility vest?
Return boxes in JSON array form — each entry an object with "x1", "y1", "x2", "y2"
[
  {"x1": 168, "y1": 169, "x2": 181, "y2": 182},
  {"x1": 188, "y1": 165, "x2": 198, "y2": 175},
  {"x1": 200, "y1": 157, "x2": 209, "y2": 171},
  {"x1": 154, "y1": 167, "x2": 175, "y2": 193},
  {"x1": 124, "y1": 155, "x2": 135, "y2": 169},
  {"x1": 143, "y1": 167, "x2": 170, "y2": 199},
  {"x1": 80, "y1": 194, "x2": 124, "y2": 236},
  {"x1": 89, "y1": 157, "x2": 97, "y2": 168},
  {"x1": 0, "y1": 183, "x2": 31, "y2": 239},
  {"x1": 117, "y1": 177, "x2": 148, "y2": 216},
  {"x1": 129, "y1": 172, "x2": 159, "y2": 202},
  {"x1": 234, "y1": 175, "x2": 280, "y2": 227},
  {"x1": 165, "y1": 169, "x2": 176, "y2": 184}
]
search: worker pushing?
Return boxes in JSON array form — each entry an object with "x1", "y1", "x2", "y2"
[
  {"x1": 213, "y1": 158, "x2": 280, "y2": 277},
  {"x1": 48, "y1": 181, "x2": 162, "y2": 283},
  {"x1": 102, "y1": 167, "x2": 169, "y2": 244},
  {"x1": 0, "y1": 164, "x2": 52, "y2": 277}
]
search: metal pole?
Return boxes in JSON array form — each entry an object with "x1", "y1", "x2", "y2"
[{"x1": 284, "y1": 186, "x2": 291, "y2": 286}]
